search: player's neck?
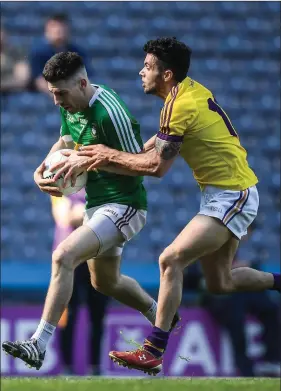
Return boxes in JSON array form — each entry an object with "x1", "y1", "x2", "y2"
[
  {"x1": 157, "y1": 81, "x2": 178, "y2": 101},
  {"x1": 85, "y1": 84, "x2": 97, "y2": 107}
]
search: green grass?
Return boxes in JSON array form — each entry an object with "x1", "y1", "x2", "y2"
[{"x1": 1, "y1": 377, "x2": 280, "y2": 391}]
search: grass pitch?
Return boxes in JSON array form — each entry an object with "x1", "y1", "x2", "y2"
[{"x1": 1, "y1": 377, "x2": 280, "y2": 391}]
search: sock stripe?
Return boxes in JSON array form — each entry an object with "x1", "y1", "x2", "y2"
[
  {"x1": 144, "y1": 339, "x2": 164, "y2": 352},
  {"x1": 145, "y1": 325, "x2": 170, "y2": 355}
]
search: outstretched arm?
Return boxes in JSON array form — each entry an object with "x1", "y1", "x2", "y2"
[
  {"x1": 88, "y1": 91, "x2": 192, "y2": 177},
  {"x1": 77, "y1": 134, "x2": 182, "y2": 177},
  {"x1": 94, "y1": 134, "x2": 159, "y2": 176},
  {"x1": 99, "y1": 148, "x2": 162, "y2": 177}
]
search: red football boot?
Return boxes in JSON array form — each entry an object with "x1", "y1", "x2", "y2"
[{"x1": 109, "y1": 348, "x2": 163, "y2": 376}]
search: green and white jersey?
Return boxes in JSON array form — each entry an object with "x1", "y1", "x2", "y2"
[{"x1": 60, "y1": 84, "x2": 147, "y2": 210}]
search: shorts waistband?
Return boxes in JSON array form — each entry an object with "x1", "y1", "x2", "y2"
[{"x1": 202, "y1": 185, "x2": 256, "y2": 194}]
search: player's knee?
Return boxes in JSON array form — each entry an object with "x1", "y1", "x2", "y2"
[
  {"x1": 159, "y1": 247, "x2": 182, "y2": 275},
  {"x1": 52, "y1": 247, "x2": 75, "y2": 271},
  {"x1": 90, "y1": 276, "x2": 104, "y2": 293}
]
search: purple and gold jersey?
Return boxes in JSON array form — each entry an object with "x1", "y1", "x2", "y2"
[{"x1": 157, "y1": 77, "x2": 258, "y2": 191}]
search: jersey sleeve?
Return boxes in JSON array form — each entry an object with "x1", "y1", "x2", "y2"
[
  {"x1": 59, "y1": 108, "x2": 73, "y2": 142},
  {"x1": 100, "y1": 110, "x2": 142, "y2": 154},
  {"x1": 157, "y1": 88, "x2": 198, "y2": 142}
]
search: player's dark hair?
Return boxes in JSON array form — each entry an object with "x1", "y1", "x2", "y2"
[
  {"x1": 42, "y1": 52, "x2": 84, "y2": 82},
  {"x1": 47, "y1": 13, "x2": 69, "y2": 24},
  {"x1": 143, "y1": 37, "x2": 192, "y2": 82}
]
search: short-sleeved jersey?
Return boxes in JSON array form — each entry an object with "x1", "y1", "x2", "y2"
[
  {"x1": 157, "y1": 77, "x2": 258, "y2": 191},
  {"x1": 60, "y1": 84, "x2": 147, "y2": 210}
]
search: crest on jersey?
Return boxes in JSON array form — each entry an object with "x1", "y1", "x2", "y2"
[{"x1": 92, "y1": 125, "x2": 97, "y2": 137}]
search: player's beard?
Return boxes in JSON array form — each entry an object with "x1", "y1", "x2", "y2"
[
  {"x1": 143, "y1": 74, "x2": 162, "y2": 96},
  {"x1": 143, "y1": 80, "x2": 159, "y2": 95},
  {"x1": 144, "y1": 86, "x2": 157, "y2": 95}
]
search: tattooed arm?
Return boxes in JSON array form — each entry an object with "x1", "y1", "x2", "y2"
[
  {"x1": 77, "y1": 135, "x2": 181, "y2": 177},
  {"x1": 154, "y1": 136, "x2": 181, "y2": 161}
]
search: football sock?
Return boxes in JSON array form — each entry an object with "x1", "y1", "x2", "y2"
[
  {"x1": 144, "y1": 326, "x2": 169, "y2": 358},
  {"x1": 142, "y1": 300, "x2": 157, "y2": 325},
  {"x1": 31, "y1": 319, "x2": 56, "y2": 353},
  {"x1": 271, "y1": 273, "x2": 280, "y2": 292}
]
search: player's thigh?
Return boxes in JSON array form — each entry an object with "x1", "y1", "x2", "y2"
[
  {"x1": 166, "y1": 184, "x2": 258, "y2": 271},
  {"x1": 83, "y1": 203, "x2": 146, "y2": 257},
  {"x1": 85, "y1": 213, "x2": 124, "y2": 288},
  {"x1": 87, "y1": 254, "x2": 122, "y2": 289},
  {"x1": 54, "y1": 225, "x2": 101, "y2": 268},
  {"x1": 85, "y1": 203, "x2": 146, "y2": 286},
  {"x1": 199, "y1": 236, "x2": 239, "y2": 292},
  {"x1": 162, "y1": 214, "x2": 232, "y2": 269}
]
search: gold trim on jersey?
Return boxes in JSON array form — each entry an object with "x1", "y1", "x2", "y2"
[
  {"x1": 74, "y1": 143, "x2": 83, "y2": 151},
  {"x1": 160, "y1": 107, "x2": 165, "y2": 129}
]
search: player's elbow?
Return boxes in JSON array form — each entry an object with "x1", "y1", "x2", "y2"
[
  {"x1": 149, "y1": 161, "x2": 163, "y2": 177},
  {"x1": 153, "y1": 159, "x2": 171, "y2": 178},
  {"x1": 154, "y1": 166, "x2": 165, "y2": 178},
  {"x1": 144, "y1": 151, "x2": 169, "y2": 177},
  {"x1": 148, "y1": 154, "x2": 164, "y2": 177}
]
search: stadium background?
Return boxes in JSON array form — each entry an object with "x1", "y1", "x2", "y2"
[{"x1": 1, "y1": 0, "x2": 280, "y2": 378}]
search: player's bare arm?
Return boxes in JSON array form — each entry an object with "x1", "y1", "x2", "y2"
[
  {"x1": 77, "y1": 135, "x2": 180, "y2": 177},
  {"x1": 154, "y1": 136, "x2": 182, "y2": 160},
  {"x1": 46, "y1": 136, "x2": 72, "y2": 158}
]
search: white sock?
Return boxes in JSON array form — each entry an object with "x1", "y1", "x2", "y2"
[
  {"x1": 142, "y1": 300, "x2": 157, "y2": 325},
  {"x1": 31, "y1": 319, "x2": 56, "y2": 353}
]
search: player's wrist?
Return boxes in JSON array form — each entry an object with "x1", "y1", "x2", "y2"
[{"x1": 108, "y1": 149, "x2": 122, "y2": 164}]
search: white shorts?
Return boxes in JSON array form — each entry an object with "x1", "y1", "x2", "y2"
[
  {"x1": 198, "y1": 185, "x2": 259, "y2": 239},
  {"x1": 83, "y1": 203, "x2": 147, "y2": 257}
]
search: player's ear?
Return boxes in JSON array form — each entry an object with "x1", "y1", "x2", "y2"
[
  {"x1": 163, "y1": 69, "x2": 173, "y2": 82},
  {"x1": 80, "y1": 79, "x2": 87, "y2": 89}
]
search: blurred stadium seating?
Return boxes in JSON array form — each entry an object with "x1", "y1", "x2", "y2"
[{"x1": 1, "y1": 2, "x2": 280, "y2": 284}]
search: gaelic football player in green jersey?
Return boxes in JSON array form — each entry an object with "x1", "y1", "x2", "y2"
[{"x1": 2, "y1": 52, "x2": 179, "y2": 370}]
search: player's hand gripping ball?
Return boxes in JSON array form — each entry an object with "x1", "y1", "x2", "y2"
[{"x1": 43, "y1": 149, "x2": 87, "y2": 196}]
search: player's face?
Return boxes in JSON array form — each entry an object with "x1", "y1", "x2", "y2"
[
  {"x1": 48, "y1": 79, "x2": 87, "y2": 113},
  {"x1": 139, "y1": 54, "x2": 163, "y2": 95},
  {"x1": 45, "y1": 20, "x2": 69, "y2": 46}
]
